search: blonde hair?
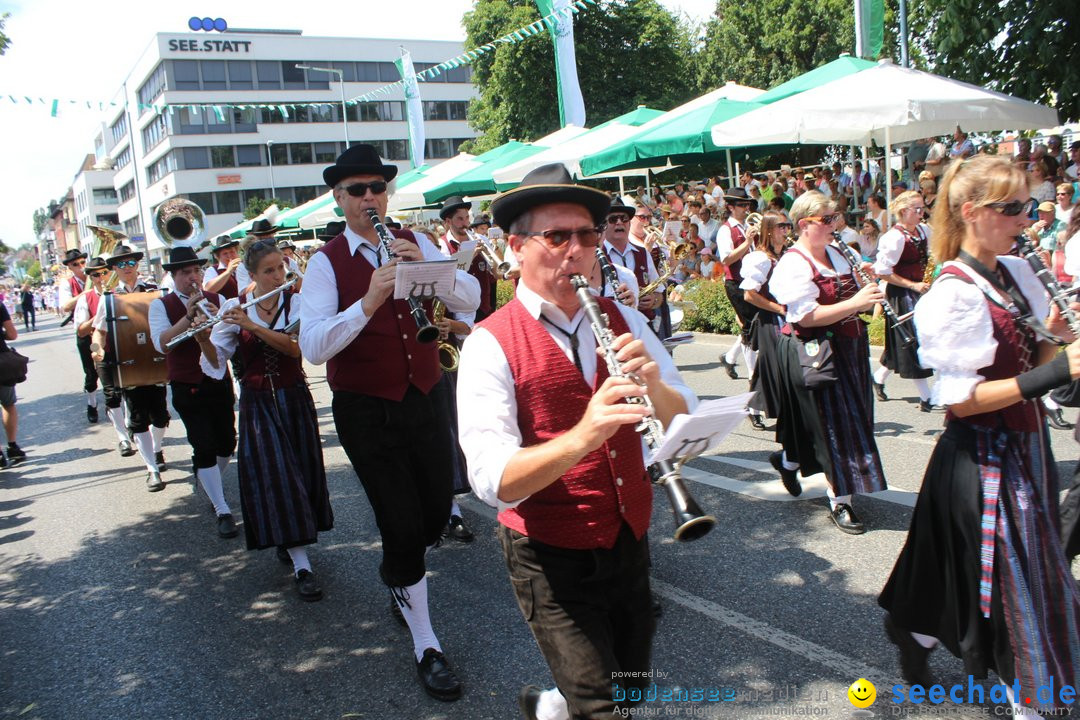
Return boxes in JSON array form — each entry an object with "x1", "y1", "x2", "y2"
[
  {"x1": 929, "y1": 155, "x2": 1029, "y2": 262},
  {"x1": 1058, "y1": 182, "x2": 1074, "y2": 196},
  {"x1": 919, "y1": 179, "x2": 937, "y2": 194},
  {"x1": 789, "y1": 190, "x2": 834, "y2": 227},
  {"x1": 891, "y1": 190, "x2": 924, "y2": 215}
]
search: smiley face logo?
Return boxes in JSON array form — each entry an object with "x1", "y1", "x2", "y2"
[{"x1": 848, "y1": 678, "x2": 876, "y2": 708}]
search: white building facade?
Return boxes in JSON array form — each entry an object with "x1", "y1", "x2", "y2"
[
  {"x1": 71, "y1": 155, "x2": 119, "y2": 255},
  {"x1": 101, "y1": 31, "x2": 478, "y2": 262}
]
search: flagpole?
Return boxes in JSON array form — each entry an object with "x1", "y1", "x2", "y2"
[{"x1": 898, "y1": 0, "x2": 910, "y2": 67}]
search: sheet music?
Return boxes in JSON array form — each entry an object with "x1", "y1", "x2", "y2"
[
  {"x1": 393, "y1": 259, "x2": 458, "y2": 301},
  {"x1": 449, "y1": 240, "x2": 477, "y2": 272},
  {"x1": 647, "y1": 391, "x2": 755, "y2": 466}
]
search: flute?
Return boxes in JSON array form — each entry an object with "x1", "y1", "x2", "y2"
[{"x1": 165, "y1": 274, "x2": 298, "y2": 349}]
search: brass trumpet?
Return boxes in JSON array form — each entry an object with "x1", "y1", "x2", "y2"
[{"x1": 466, "y1": 228, "x2": 512, "y2": 280}]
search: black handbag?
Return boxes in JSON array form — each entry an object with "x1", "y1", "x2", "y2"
[
  {"x1": 0, "y1": 347, "x2": 29, "y2": 385},
  {"x1": 796, "y1": 336, "x2": 837, "y2": 389}
]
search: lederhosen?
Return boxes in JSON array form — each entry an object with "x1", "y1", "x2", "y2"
[
  {"x1": 71, "y1": 276, "x2": 98, "y2": 395},
  {"x1": 108, "y1": 281, "x2": 170, "y2": 434},
  {"x1": 881, "y1": 225, "x2": 933, "y2": 379},
  {"x1": 160, "y1": 291, "x2": 236, "y2": 471},
  {"x1": 232, "y1": 290, "x2": 332, "y2": 551},
  {"x1": 721, "y1": 220, "x2": 757, "y2": 343}
]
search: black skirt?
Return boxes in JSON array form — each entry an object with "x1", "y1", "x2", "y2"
[
  {"x1": 747, "y1": 313, "x2": 783, "y2": 418},
  {"x1": 723, "y1": 280, "x2": 756, "y2": 343},
  {"x1": 880, "y1": 284, "x2": 932, "y2": 379}
]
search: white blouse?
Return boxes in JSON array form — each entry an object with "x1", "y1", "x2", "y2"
[
  {"x1": 200, "y1": 293, "x2": 302, "y2": 381},
  {"x1": 915, "y1": 256, "x2": 1049, "y2": 407},
  {"x1": 738, "y1": 250, "x2": 774, "y2": 292},
  {"x1": 770, "y1": 246, "x2": 853, "y2": 324},
  {"x1": 872, "y1": 224, "x2": 931, "y2": 277}
]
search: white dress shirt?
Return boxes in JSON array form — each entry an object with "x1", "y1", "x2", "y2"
[
  {"x1": 457, "y1": 281, "x2": 697, "y2": 511},
  {"x1": 73, "y1": 291, "x2": 93, "y2": 328},
  {"x1": 602, "y1": 240, "x2": 659, "y2": 285},
  {"x1": 598, "y1": 262, "x2": 640, "y2": 309},
  {"x1": 203, "y1": 263, "x2": 251, "y2": 294},
  {"x1": 299, "y1": 224, "x2": 480, "y2": 365},
  {"x1": 149, "y1": 289, "x2": 187, "y2": 354},
  {"x1": 58, "y1": 274, "x2": 84, "y2": 313},
  {"x1": 715, "y1": 217, "x2": 747, "y2": 265},
  {"x1": 199, "y1": 293, "x2": 302, "y2": 380}
]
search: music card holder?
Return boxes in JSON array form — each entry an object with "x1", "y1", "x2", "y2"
[
  {"x1": 393, "y1": 259, "x2": 458, "y2": 301},
  {"x1": 449, "y1": 240, "x2": 477, "y2": 272},
  {"x1": 646, "y1": 391, "x2": 755, "y2": 467}
]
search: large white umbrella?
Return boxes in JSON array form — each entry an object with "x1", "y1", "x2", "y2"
[{"x1": 388, "y1": 153, "x2": 478, "y2": 211}]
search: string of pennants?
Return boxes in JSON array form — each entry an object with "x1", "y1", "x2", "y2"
[{"x1": 1, "y1": 0, "x2": 597, "y2": 119}]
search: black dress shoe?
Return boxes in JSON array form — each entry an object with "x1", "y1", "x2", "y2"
[
  {"x1": 6, "y1": 444, "x2": 25, "y2": 466},
  {"x1": 518, "y1": 685, "x2": 542, "y2": 720},
  {"x1": 749, "y1": 414, "x2": 767, "y2": 430},
  {"x1": 155, "y1": 451, "x2": 167, "y2": 472},
  {"x1": 872, "y1": 381, "x2": 888, "y2": 402},
  {"x1": 146, "y1": 471, "x2": 165, "y2": 492},
  {"x1": 446, "y1": 514, "x2": 474, "y2": 543},
  {"x1": 118, "y1": 440, "x2": 136, "y2": 457},
  {"x1": 883, "y1": 614, "x2": 936, "y2": 687},
  {"x1": 769, "y1": 451, "x2": 802, "y2": 497},
  {"x1": 216, "y1": 513, "x2": 238, "y2": 538},
  {"x1": 294, "y1": 569, "x2": 323, "y2": 602},
  {"x1": 1047, "y1": 407, "x2": 1075, "y2": 430},
  {"x1": 416, "y1": 648, "x2": 462, "y2": 701},
  {"x1": 918, "y1": 399, "x2": 933, "y2": 413},
  {"x1": 718, "y1": 356, "x2": 739, "y2": 380},
  {"x1": 87, "y1": 405, "x2": 99, "y2": 424},
  {"x1": 829, "y1": 503, "x2": 865, "y2": 534}
]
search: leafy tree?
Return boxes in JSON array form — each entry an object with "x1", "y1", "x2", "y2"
[
  {"x1": 32, "y1": 207, "x2": 49, "y2": 236},
  {"x1": 243, "y1": 196, "x2": 291, "y2": 220},
  {"x1": 461, "y1": 0, "x2": 698, "y2": 154},
  {"x1": 917, "y1": 0, "x2": 1080, "y2": 121},
  {"x1": 0, "y1": 13, "x2": 10, "y2": 56}
]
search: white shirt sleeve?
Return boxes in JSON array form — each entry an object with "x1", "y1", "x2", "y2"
[
  {"x1": 915, "y1": 276, "x2": 997, "y2": 406},
  {"x1": 873, "y1": 227, "x2": 905, "y2": 276},
  {"x1": 715, "y1": 223, "x2": 735, "y2": 262},
  {"x1": 1065, "y1": 231, "x2": 1080, "y2": 280},
  {"x1": 738, "y1": 251, "x2": 772, "y2": 292},
  {"x1": 92, "y1": 294, "x2": 108, "y2": 332},
  {"x1": 998, "y1": 255, "x2": 1050, "y2": 322},
  {"x1": 73, "y1": 294, "x2": 90, "y2": 326},
  {"x1": 199, "y1": 298, "x2": 241, "y2": 380},
  {"x1": 59, "y1": 279, "x2": 75, "y2": 309},
  {"x1": 202, "y1": 265, "x2": 220, "y2": 290},
  {"x1": 770, "y1": 251, "x2": 820, "y2": 323},
  {"x1": 298, "y1": 251, "x2": 372, "y2": 365},
  {"x1": 609, "y1": 264, "x2": 640, "y2": 308},
  {"x1": 148, "y1": 296, "x2": 174, "y2": 354}
]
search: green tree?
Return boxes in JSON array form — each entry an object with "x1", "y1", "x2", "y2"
[
  {"x1": 32, "y1": 207, "x2": 50, "y2": 236},
  {"x1": 918, "y1": 0, "x2": 1080, "y2": 121},
  {"x1": 243, "y1": 196, "x2": 291, "y2": 220},
  {"x1": 461, "y1": 0, "x2": 697, "y2": 154},
  {"x1": 0, "y1": 12, "x2": 11, "y2": 56}
]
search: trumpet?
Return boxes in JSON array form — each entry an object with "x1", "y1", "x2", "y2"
[
  {"x1": 570, "y1": 274, "x2": 715, "y2": 541},
  {"x1": 367, "y1": 209, "x2": 440, "y2": 345},
  {"x1": 466, "y1": 229, "x2": 512, "y2": 280},
  {"x1": 165, "y1": 273, "x2": 299, "y2": 350},
  {"x1": 431, "y1": 300, "x2": 460, "y2": 372}
]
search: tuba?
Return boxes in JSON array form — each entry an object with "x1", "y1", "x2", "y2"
[
  {"x1": 153, "y1": 197, "x2": 207, "y2": 249},
  {"x1": 87, "y1": 225, "x2": 128, "y2": 292}
]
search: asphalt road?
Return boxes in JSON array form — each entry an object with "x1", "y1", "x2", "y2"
[{"x1": 1, "y1": 313, "x2": 1076, "y2": 720}]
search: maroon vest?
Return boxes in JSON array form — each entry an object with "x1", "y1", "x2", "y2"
[
  {"x1": 213, "y1": 265, "x2": 239, "y2": 299},
  {"x1": 722, "y1": 221, "x2": 746, "y2": 283},
  {"x1": 938, "y1": 265, "x2": 1041, "y2": 432},
  {"x1": 85, "y1": 289, "x2": 101, "y2": 322},
  {"x1": 68, "y1": 275, "x2": 84, "y2": 297},
  {"x1": 788, "y1": 247, "x2": 862, "y2": 339},
  {"x1": 892, "y1": 225, "x2": 928, "y2": 283},
  {"x1": 481, "y1": 297, "x2": 652, "y2": 550},
  {"x1": 608, "y1": 242, "x2": 655, "y2": 319},
  {"x1": 162, "y1": 291, "x2": 224, "y2": 384},
  {"x1": 237, "y1": 291, "x2": 305, "y2": 391},
  {"x1": 446, "y1": 234, "x2": 496, "y2": 322},
  {"x1": 320, "y1": 230, "x2": 441, "y2": 401}
]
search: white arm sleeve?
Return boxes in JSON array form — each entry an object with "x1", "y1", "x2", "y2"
[{"x1": 915, "y1": 277, "x2": 997, "y2": 406}]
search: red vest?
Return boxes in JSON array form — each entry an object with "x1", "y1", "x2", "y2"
[
  {"x1": 786, "y1": 247, "x2": 862, "y2": 339},
  {"x1": 892, "y1": 225, "x2": 928, "y2": 283},
  {"x1": 85, "y1": 289, "x2": 100, "y2": 322},
  {"x1": 481, "y1": 297, "x2": 652, "y2": 550},
  {"x1": 68, "y1": 275, "x2": 85, "y2": 297},
  {"x1": 213, "y1": 265, "x2": 239, "y2": 299},
  {"x1": 320, "y1": 230, "x2": 441, "y2": 400},
  {"x1": 939, "y1": 265, "x2": 1041, "y2": 432},
  {"x1": 237, "y1": 290, "x2": 305, "y2": 391},
  {"x1": 162, "y1": 291, "x2": 224, "y2": 384},
  {"x1": 607, "y1": 242, "x2": 655, "y2": 319},
  {"x1": 722, "y1": 221, "x2": 746, "y2": 283}
]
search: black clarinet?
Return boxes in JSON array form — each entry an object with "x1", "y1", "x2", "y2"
[
  {"x1": 570, "y1": 274, "x2": 715, "y2": 541},
  {"x1": 831, "y1": 232, "x2": 917, "y2": 347},
  {"x1": 595, "y1": 247, "x2": 620, "y2": 297},
  {"x1": 366, "y1": 208, "x2": 440, "y2": 344},
  {"x1": 1017, "y1": 233, "x2": 1080, "y2": 338}
]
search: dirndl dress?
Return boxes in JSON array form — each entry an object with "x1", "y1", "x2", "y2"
[
  {"x1": 874, "y1": 225, "x2": 933, "y2": 379},
  {"x1": 740, "y1": 250, "x2": 785, "y2": 418}
]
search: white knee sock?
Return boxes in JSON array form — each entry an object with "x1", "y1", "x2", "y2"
[
  {"x1": 216, "y1": 454, "x2": 231, "y2": 475},
  {"x1": 781, "y1": 451, "x2": 799, "y2": 471},
  {"x1": 287, "y1": 546, "x2": 311, "y2": 576},
  {"x1": 537, "y1": 688, "x2": 570, "y2": 720},
  {"x1": 196, "y1": 465, "x2": 230, "y2": 515},
  {"x1": 913, "y1": 377, "x2": 931, "y2": 402},
  {"x1": 449, "y1": 500, "x2": 462, "y2": 518},
  {"x1": 133, "y1": 431, "x2": 157, "y2": 473},
  {"x1": 150, "y1": 424, "x2": 165, "y2": 454},
  {"x1": 86, "y1": 391, "x2": 98, "y2": 408},
  {"x1": 1044, "y1": 395, "x2": 1061, "y2": 411},
  {"x1": 107, "y1": 407, "x2": 128, "y2": 442},
  {"x1": 911, "y1": 631, "x2": 938, "y2": 649},
  {"x1": 827, "y1": 488, "x2": 852, "y2": 510},
  {"x1": 742, "y1": 344, "x2": 758, "y2": 374},
  {"x1": 873, "y1": 365, "x2": 891, "y2": 385},
  {"x1": 724, "y1": 341, "x2": 741, "y2": 365},
  {"x1": 392, "y1": 576, "x2": 441, "y2": 662}
]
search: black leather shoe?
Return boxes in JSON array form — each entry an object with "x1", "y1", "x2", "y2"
[
  {"x1": 769, "y1": 451, "x2": 802, "y2": 497},
  {"x1": 6, "y1": 444, "x2": 26, "y2": 466},
  {"x1": 872, "y1": 381, "x2": 888, "y2": 402},
  {"x1": 276, "y1": 546, "x2": 292, "y2": 565},
  {"x1": 87, "y1": 405, "x2": 98, "y2": 424},
  {"x1": 294, "y1": 569, "x2": 323, "y2": 602},
  {"x1": 391, "y1": 595, "x2": 408, "y2": 628},
  {"x1": 118, "y1": 440, "x2": 136, "y2": 457},
  {"x1": 718, "y1": 356, "x2": 738, "y2": 380},
  {"x1": 446, "y1": 514, "x2": 474, "y2": 543},
  {"x1": 518, "y1": 685, "x2": 542, "y2": 720},
  {"x1": 216, "y1": 513, "x2": 238, "y2": 538},
  {"x1": 830, "y1": 503, "x2": 865, "y2": 534},
  {"x1": 416, "y1": 648, "x2": 462, "y2": 701},
  {"x1": 146, "y1": 471, "x2": 165, "y2": 492},
  {"x1": 749, "y1": 414, "x2": 767, "y2": 430},
  {"x1": 155, "y1": 451, "x2": 167, "y2": 472},
  {"x1": 883, "y1": 614, "x2": 936, "y2": 687},
  {"x1": 919, "y1": 399, "x2": 933, "y2": 413},
  {"x1": 1047, "y1": 407, "x2": 1075, "y2": 430}
]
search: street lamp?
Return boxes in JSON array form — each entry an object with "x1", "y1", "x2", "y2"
[
  {"x1": 266, "y1": 140, "x2": 277, "y2": 199},
  {"x1": 295, "y1": 64, "x2": 350, "y2": 146}
]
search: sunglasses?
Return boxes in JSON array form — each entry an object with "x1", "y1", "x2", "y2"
[
  {"x1": 634, "y1": 214, "x2": 652, "y2": 220},
  {"x1": 777, "y1": 222, "x2": 793, "y2": 229},
  {"x1": 69, "y1": 260, "x2": 86, "y2": 268},
  {"x1": 89, "y1": 271, "x2": 108, "y2": 278},
  {"x1": 113, "y1": 260, "x2": 139, "y2": 269},
  {"x1": 339, "y1": 181, "x2": 388, "y2": 197},
  {"x1": 605, "y1": 214, "x2": 630, "y2": 224},
  {"x1": 985, "y1": 199, "x2": 1035, "y2": 217},
  {"x1": 805, "y1": 214, "x2": 839, "y2": 225},
  {"x1": 521, "y1": 226, "x2": 603, "y2": 250},
  {"x1": 1057, "y1": 192, "x2": 1071, "y2": 197}
]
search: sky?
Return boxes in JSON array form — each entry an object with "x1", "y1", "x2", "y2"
[{"x1": 0, "y1": 0, "x2": 715, "y2": 248}]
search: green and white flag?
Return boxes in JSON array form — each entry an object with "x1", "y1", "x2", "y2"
[
  {"x1": 535, "y1": 0, "x2": 586, "y2": 128},
  {"x1": 854, "y1": 0, "x2": 884, "y2": 59},
  {"x1": 394, "y1": 49, "x2": 425, "y2": 168}
]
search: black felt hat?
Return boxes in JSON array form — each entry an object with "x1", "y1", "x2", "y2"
[
  {"x1": 250, "y1": 219, "x2": 280, "y2": 237},
  {"x1": 106, "y1": 244, "x2": 144, "y2": 267},
  {"x1": 61, "y1": 248, "x2": 88, "y2": 266},
  {"x1": 490, "y1": 163, "x2": 611, "y2": 231},
  {"x1": 439, "y1": 196, "x2": 472, "y2": 221},
  {"x1": 470, "y1": 215, "x2": 491, "y2": 229},
  {"x1": 723, "y1": 188, "x2": 753, "y2": 204},
  {"x1": 606, "y1": 202, "x2": 636, "y2": 218},
  {"x1": 210, "y1": 235, "x2": 240, "y2": 254},
  {"x1": 161, "y1": 246, "x2": 206, "y2": 272},
  {"x1": 317, "y1": 221, "x2": 347, "y2": 240},
  {"x1": 85, "y1": 256, "x2": 108, "y2": 272},
  {"x1": 276, "y1": 237, "x2": 297, "y2": 251},
  {"x1": 323, "y1": 144, "x2": 399, "y2": 188}
]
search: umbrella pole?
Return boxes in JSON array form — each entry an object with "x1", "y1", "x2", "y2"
[
  {"x1": 726, "y1": 149, "x2": 734, "y2": 188},
  {"x1": 619, "y1": 175, "x2": 625, "y2": 197},
  {"x1": 850, "y1": 145, "x2": 860, "y2": 212},
  {"x1": 885, "y1": 127, "x2": 893, "y2": 225}
]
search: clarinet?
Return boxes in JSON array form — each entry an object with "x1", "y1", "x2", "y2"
[
  {"x1": 1017, "y1": 232, "x2": 1080, "y2": 338},
  {"x1": 594, "y1": 247, "x2": 622, "y2": 300},
  {"x1": 831, "y1": 232, "x2": 917, "y2": 347},
  {"x1": 569, "y1": 274, "x2": 715, "y2": 541},
  {"x1": 366, "y1": 208, "x2": 440, "y2": 344}
]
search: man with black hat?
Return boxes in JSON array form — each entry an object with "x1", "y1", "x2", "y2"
[
  {"x1": 299, "y1": 144, "x2": 480, "y2": 701},
  {"x1": 58, "y1": 248, "x2": 99, "y2": 422},
  {"x1": 90, "y1": 245, "x2": 169, "y2": 490},
  {"x1": 149, "y1": 247, "x2": 238, "y2": 538},
  {"x1": 203, "y1": 235, "x2": 249, "y2": 299},
  {"x1": 596, "y1": 201, "x2": 641, "y2": 308},
  {"x1": 602, "y1": 199, "x2": 661, "y2": 326},
  {"x1": 716, "y1": 188, "x2": 758, "y2": 382},
  {"x1": 438, "y1": 196, "x2": 498, "y2": 324},
  {"x1": 456, "y1": 163, "x2": 696, "y2": 720}
]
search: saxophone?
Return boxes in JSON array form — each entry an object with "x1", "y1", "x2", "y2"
[{"x1": 431, "y1": 300, "x2": 460, "y2": 373}]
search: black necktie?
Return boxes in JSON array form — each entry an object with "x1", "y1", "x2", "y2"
[
  {"x1": 358, "y1": 244, "x2": 381, "y2": 267},
  {"x1": 540, "y1": 315, "x2": 583, "y2": 373}
]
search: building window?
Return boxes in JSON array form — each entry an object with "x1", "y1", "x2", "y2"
[
  {"x1": 446, "y1": 65, "x2": 472, "y2": 83},
  {"x1": 314, "y1": 142, "x2": 338, "y2": 163},
  {"x1": 303, "y1": 64, "x2": 330, "y2": 89},
  {"x1": 256, "y1": 61, "x2": 281, "y2": 89},
  {"x1": 119, "y1": 181, "x2": 136, "y2": 203},
  {"x1": 187, "y1": 192, "x2": 215, "y2": 213},
  {"x1": 282, "y1": 61, "x2": 306, "y2": 89},
  {"x1": 110, "y1": 115, "x2": 129, "y2": 145},
  {"x1": 147, "y1": 152, "x2": 177, "y2": 184},
  {"x1": 270, "y1": 144, "x2": 288, "y2": 166},
  {"x1": 232, "y1": 107, "x2": 257, "y2": 133},
  {"x1": 294, "y1": 186, "x2": 318, "y2": 204},
  {"x1": 215, "y1": 191, "x2": 242, "y2": 214},
  {"x1": 310, "y1": 103, "x2": 335, "y2": 123},
  {"x1": 173, "y1": 60, "x2": 200, "y2": 90},
  {"x1": 181, "y1": 147, "x2": 209, "y2": 170},
  {"x1": 137, "y1": 63, "x2": 167, "y2": 106},
  {"x1": 205, "y1": 109, "x2": 232, "y2": 134},
  {"x1": 176, "y1": 107, "x2": 205, "y2": 135},
  {"x1": 236, "y1": 145, "x2": 262, "y2": 167},
  {"x1": 289, "y1": 143, "x2": 313, "y2": 164},
  {"x1": 141, "y1": 113, "x2": 169, "y2": 152},
  {"x1": 243, "y1": 188, "x2": 269, "y2": 204},
  {"x1": 115, "y1": 146, "x2": 132, "y2": 170},
  {"x1": 201, "y1": 60, "x2": 227, "y2": 90},
  {"x1": 227, "y1": 60, "x2": 253, "y2": 90},
  {"x1": 210, "y1": 146, "x2": 235, "y2": 168},
  {"x1": 384, "y1": 139, "x2": 409, "y2": 161},
  {"x1": 122, "y1": 217, "x2": 143, "y2": 237},
  {"x1": 356, "y1": 62, "x2": 379, "y2": 82},
  {"x1": 331, "y1": 62, "x2": 355, "y2": 83},
  {"x1": 93, "y1": 188, "x2": 118, "y2": 205},
  {"x1": 376, "y1": 62, "x2": 398, "y2": 82},
  {"x1": 95, "y1": 213, "x2": 120, "y2": 226}
]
